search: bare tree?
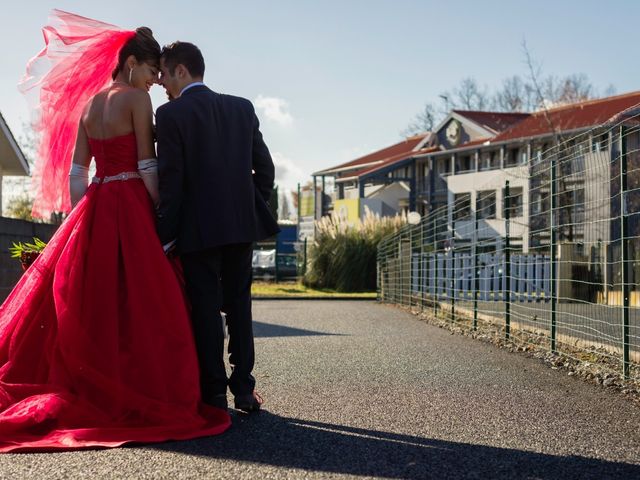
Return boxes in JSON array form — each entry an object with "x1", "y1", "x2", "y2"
[
  {"x1": 556, "y1": 73, "x2": 594, "y2": 104},
  {"x1": 404, "y1": 44, "x2": 612, "y2": 137},
  {"x1": 453, "y1": 77, "x2": 490, "y2": 110},
  {"x1": 522, "y1": 39, "x2": 558, "y2": 135},
  {"x1": 493, "y1": 75, "x2": 538, "y2": 112},
  {"x1": 604, "y1": 84, "x2": 617, "y2": 97},
  {"x1": 401, "y1": 102, "x2": 440, "y2": 136}
]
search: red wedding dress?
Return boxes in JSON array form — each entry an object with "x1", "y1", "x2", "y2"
[{"x1": 0, "y1": 132, "x2": 231, "y2": 452}]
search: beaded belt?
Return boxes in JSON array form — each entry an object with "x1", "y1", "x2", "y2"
[{"x1": 92, "y1": 171, "x2": 141, "y2": 184}]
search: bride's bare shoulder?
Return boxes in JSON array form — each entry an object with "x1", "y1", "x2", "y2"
[
  {"x1": 82, "y1": 91, "x2": 108, "y2": 120},
  {"x1": 124, "y1": 88, "x2": 153, "y2": 112}
]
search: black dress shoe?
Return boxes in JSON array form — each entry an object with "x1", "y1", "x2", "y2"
[
  {"x1": 234, "y1": 391, "x2": 263, "y2": 413},
  {"x1": 205, "y1": 394, "x2": 228, "y2": 410}
]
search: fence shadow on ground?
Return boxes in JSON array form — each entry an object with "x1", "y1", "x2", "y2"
[{"x1": 147, "y1": 411, "x2": 640, "y2": 479}]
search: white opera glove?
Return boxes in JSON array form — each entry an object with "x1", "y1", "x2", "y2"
[
  {"x1": 138, "y1": 158, "x2": 159, "y2": 207},
  {"x1": 69, "y1": 163, "x2": 90, "y2": 208}
]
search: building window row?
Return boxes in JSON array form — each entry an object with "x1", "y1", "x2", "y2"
[{"x1": 452, "y1": 188, "x2": 523, "y2": 221}]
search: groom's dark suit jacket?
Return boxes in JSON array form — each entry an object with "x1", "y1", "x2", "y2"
[{"x1": 155, "y1": 85, "x2": 279, "y2": 253}]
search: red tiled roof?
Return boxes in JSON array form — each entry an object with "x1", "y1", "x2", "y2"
[
  {"x1": 314, "y1": 133, "x2": 429, "y2": 176},
  {"x1": 337, "y1": 146, "x2": 438, "y2": 181},
  {"x1": 454, "y1": 110, "x2": 530, "y2": 133},
  {"x1": 493, "y1": 91, "x2": 640, "y2": 143}
]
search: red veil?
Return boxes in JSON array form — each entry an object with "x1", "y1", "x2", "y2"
[{"x1": 19, "y1": 9, "x2": 135, "y2": 219}]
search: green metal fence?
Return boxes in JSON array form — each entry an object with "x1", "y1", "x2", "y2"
[{"x1": 377, "y1": 109, "x2": 640, "y2": 381}]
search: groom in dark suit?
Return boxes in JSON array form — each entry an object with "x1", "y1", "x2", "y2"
[{"x1": 156, "y1": 41, "x2": 279, "y2": 412}]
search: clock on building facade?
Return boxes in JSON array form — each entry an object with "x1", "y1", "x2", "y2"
[{"x1": 445, "y1": 119, "x2": 461, "y2": 146}]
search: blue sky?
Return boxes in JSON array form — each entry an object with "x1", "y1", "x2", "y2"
[{"x1": 1, "y1": 1, "x2": 638, "y2": 193}]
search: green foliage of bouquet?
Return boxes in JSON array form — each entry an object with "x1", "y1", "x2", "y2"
[
  {"x1": 9, "y1": 237, "x2": 47, "y2": 270},
  {"x1": 303, "y1": 208, "x2": 406, "y2": 292}
]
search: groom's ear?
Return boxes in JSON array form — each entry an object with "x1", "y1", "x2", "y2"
[{"x1": 175, "y1": 64, "x2": 188, "y2": 78}]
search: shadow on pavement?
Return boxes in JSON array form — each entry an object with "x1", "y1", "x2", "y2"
[
  {"x1": 252, "y1": 321, "x2": 345, "y2": 338},
  {"x1": 148, "y1": 411, "x2": 640, "y2": 479}
]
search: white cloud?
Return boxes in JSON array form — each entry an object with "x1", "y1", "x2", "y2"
[
  {"x1": 254, "y1": 95, "x2": 294, "y2": 126},
  {"x1": 272, "y1": 152, "x2": 305, "y2": 190}
]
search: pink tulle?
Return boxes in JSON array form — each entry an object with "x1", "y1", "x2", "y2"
[{"x1": 18, "y1": 9, "x2": 135, "y2": 219}]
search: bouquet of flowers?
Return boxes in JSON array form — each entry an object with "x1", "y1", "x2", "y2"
[{"x1": 9, "y1": 237, "x2": 47, "y2": 271}]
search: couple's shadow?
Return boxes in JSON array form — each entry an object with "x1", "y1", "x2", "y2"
[{"x1": 148, "y1": 410, "x2": 640, "y2": 479}]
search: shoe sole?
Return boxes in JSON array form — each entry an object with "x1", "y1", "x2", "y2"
[{"x1": 234, "y1": 404, "x2": 261, "y2": 413}]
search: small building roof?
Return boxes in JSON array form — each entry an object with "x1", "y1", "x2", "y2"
[
  {"x1": 0, "y1": 111, "x2": 30, "y2": 176},
  {"x1": 357, "y1": 146, "x2": 438, "y2": 179},
  {"x1": 313, "y1": 132, "x2": 430, "y2": 176}
]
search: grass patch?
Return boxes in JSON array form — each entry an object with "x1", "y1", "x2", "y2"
[{"x1": 252, "y1": 281, "x2": 376, "y2": 298}]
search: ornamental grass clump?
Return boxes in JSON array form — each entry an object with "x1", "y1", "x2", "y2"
[{"x1": 303, "y1": 207, "x2": 406, "y2": 292}]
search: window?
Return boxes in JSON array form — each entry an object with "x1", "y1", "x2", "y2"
[
  {"x1": 532, "y1": 143, "x2": 550, "y2": 165},
  {"x1": 479, "y1": 151, "x2": 500, "y2": 171},
  {"x1": 476, "y1": 190, "x2": 496, "y2": 219},
  {"x1": 438, "y1": 157, "x2": 451, "y2": 176},
  {"x1": 532, "y1": 147, "x2": 543, "y2": 165},
  {"x1": 455, "y1": 154, "x2": 474, "y2": 173},
  {"x1": 503, "y1": 186, "x2": 523, "y2": 218},
  {"x1": 505, "y1": 148, "x2": 517, "y2": 167},
  {"x1": 453, "y1": 193, "x2": 471, "y2": 221},
  {"x1": 519, "y1": 147, "x2": 528, "y2": 165},
  {"x1": 592, "y1": 133, "x2": 608, "y2": 152},
  {"x1": 529, "y1": 190, "x2": 548, "y2": 215},
  {"x1": 573, "y1": 188, "x2": 585, "y2": 223}
]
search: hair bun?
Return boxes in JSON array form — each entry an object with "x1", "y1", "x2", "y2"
[{"x1": 136, "y1": 26, "x2": 153, "y2": 37}]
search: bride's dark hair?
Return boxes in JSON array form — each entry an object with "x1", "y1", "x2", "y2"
[{"x1": 111, "y1": 27, "x2": 160, "y2": 80}]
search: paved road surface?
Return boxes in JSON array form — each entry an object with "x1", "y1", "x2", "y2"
[{"x1": 1, "y1": 300, "x2": 639, "y2": 479}]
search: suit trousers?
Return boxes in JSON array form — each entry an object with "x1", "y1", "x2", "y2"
[{"x1": 181, "y1": 243, "x2": 255, "y2": 400}]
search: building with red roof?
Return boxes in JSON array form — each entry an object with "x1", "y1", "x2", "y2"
[{"x1": 310, "y1": 91, "x2": 640, "y2": 257}]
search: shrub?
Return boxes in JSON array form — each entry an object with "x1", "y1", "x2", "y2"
[{"x1": 303, "y1": 208, "x2": 406, "y2": 292}]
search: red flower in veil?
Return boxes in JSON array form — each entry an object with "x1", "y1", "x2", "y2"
[{"x1": 19, "y1": 9, "x2": 136, "y2": 219}]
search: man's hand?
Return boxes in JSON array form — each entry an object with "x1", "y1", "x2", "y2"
[{"x1": 163, "y1": 239, "x2": 177, "y2": 257}]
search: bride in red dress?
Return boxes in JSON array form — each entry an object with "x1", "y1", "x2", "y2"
[{"x1": 0, "y1": 10, "x2": 230, "y2": 452}]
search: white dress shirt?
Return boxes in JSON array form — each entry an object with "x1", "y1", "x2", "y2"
[{"x1": 179, "y1": 82, "x2": 206, "y2": 97}]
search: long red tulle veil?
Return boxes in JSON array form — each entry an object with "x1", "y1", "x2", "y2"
[{"x1": 19, "y1": 9, "x2": 136, "y2": 219}]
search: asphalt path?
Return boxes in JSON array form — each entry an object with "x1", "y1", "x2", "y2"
[{"x1": 0, "y1": 300, "x2": 639, "y2": 479}]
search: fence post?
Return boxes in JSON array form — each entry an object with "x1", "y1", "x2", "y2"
[
  {"x1": 303, "y1": 237, "x2": 308, "y2": 277},
  {"x1": 550, "y1": 147, "x2": 558, "y2": 352},
  {"x1": 504, "y1": 180, "x2": 511, "y2": 340},
  {"x1": 433, "y1": 216, "x2": 438, "y2": 317},
  {"x1": 275, "y1": 235, "x2": 280, "y2": 282},
  {"x1": 433, "y1": 215, "x2": 438, "y2": 318},
  {"x1": 408, "y1": 227, "x2": 413, "y2": 306},
  {"x1": 395, "y1": 238, "x2": 400, "y2": 304},
  {"x1": 450, "y1": 220, "x2": 455, "y2": 322},
  {"x1": 473, "y1": 192, "x2": 479, "y2": 330},
  {"x1": 420, "y1": 219, "x2": 425, "y2": 310},
  {"x1": 376, "y1": 243, "x2": 381, "y2": 301},
  {"x1": 620, "y1": 125, "x2": 630, "y2": 379}
]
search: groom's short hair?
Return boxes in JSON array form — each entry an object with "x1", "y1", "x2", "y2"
[{"x1": 161, "y1": 41, "x2": 205, "y2": 77}]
